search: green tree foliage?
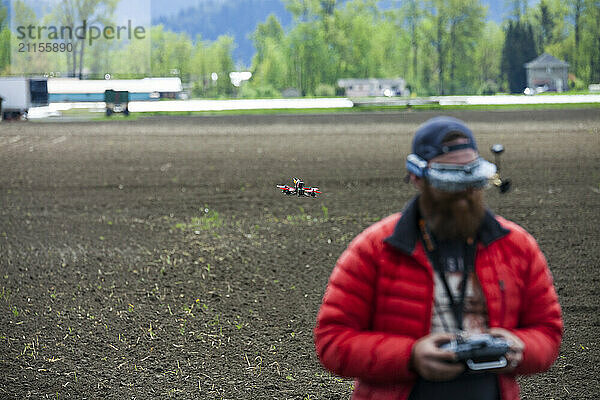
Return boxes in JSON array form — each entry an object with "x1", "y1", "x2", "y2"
[
  {"x1": 9, "y1": 0, "x2": 51, "y2": 74},
  {"x1": 0, "y1": 5, "x2": 5, "y2": 32},
  {"x1": 263, "y1": 0, "x2": 597, "y2": 94},
  {"x1": 252, "y1": 14, "x2": 284, "y2": 64},
  {"x1": 250, "y1": 14, "x2": 287, "y2": 90},
  {"x1": 140, "y1": 0, "x2": 600, "y2": 94},
  {"x1": 396, "y1": 0, "x2": 425, "y2": 92},
  {"x1": 418, "y1": 0, "x2": 486, "y2": 94},
  {"x1": 4, "y1": 0, "x2": 595, "y2": 96},
  {"x1": 287, "y1": 20, "x2": 331, "y2": 95},
  {"x1": 151, "y1": 25, "x2": 193, "y2": 79},
  {"x1": 210, "y1": 35, "x2": 236, "y2": 96},
  {"x1": 5, "y1": 0, "x2": 124, "y2": 77},
  {"x1": 507, "y1": 0, "x2": 530, "y2": 21},
  {"x1": 280, "y1": 0, "x2": 340, "y2": 95},
  {"x1": 330, "y1": 1, "x2": 381, "y2": 78},
  {"x1": 501, "y1": 20, "x2": 537, "y2": 93},
  {"x1": 285, "y1": 0, "x2": 325, "y2": 22},
  {"x1": 0, "y1": 3, "x2": 9, "y2": 74},
  {"x1": 578, "y1": 0, "x2": 600, "y2": 83},
  {"x1": 252, "y1": 0, "x2": 489, "y2": 96},
  {"x1": 446, "y1": 0, "x2": 486, "y2": 94},
  {"x1": 190, "y1": 35, "x2": 235, "y2": 97},
  {"x1": 474, "y1": 22, "x2": 504, "y2": 94},
  {"x1": 0, "y1": 28, "x2": 9, "y2": 74},
  {"x1": 336, "y1": 0, "x2": 410, "y2": 82},
  {"x1": 50, "y1": 0, "x2": 119, "y2": 77},
  {"x1": 537, "y1": 0, "x2": 556, "y2": 48},
  {"x1": 525, "y1": 0, "x2": 568, "y2": 57},
  {"x1": 567, "y1": 0, "x2": 585, "y2": 75}
]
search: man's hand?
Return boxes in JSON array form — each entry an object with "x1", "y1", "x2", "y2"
[
  {"x1": 488, "y1": 328, "x2": 525, "y2": 373},
  {"x1": 410, "y1": 333, "x2": 465, "y2": 381}
]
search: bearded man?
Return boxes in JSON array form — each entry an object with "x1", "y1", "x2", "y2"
[{"x1": 314, "y1": 116, "x2": 563, "y2": 400}]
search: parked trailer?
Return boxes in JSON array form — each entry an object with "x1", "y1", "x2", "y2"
[{"x1": 0, "y1": 77, "x2": 48, "y2": 120}]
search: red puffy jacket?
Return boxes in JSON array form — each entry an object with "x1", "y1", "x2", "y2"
[{"x1": 314, "y1": 198, "x2": 563, "y2": 400}]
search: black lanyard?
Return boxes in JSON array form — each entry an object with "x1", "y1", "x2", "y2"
[{"x1": 418, "y1": 219, "x2": 477, "y2": 331}]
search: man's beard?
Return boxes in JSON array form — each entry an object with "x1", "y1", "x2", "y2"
[{"x1": 419, "y1": 183, "x2": 485, "y2": 241}]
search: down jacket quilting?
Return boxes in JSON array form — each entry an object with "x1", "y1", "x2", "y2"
[{"x1": 314, "y1": 198, "x2": 563, "y2": 400}]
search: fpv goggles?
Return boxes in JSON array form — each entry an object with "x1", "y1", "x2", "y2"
[{"x1": 407, "y1": 153, "x2": 497, "y2": 192}]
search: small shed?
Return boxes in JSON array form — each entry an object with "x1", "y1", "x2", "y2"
[{"x1": 524, "y1": 53, "x2": 569, "y2": 92}]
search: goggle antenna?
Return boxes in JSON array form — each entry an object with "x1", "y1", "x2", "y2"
[{"x1": 490, "y1": 144, "x2": 511, "y2": 194}]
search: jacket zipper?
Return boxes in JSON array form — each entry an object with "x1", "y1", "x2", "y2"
[
  {"x1": 498, "y1": 279, "x2": 506, "y2": 327},
  {"x1": 479, "y1": 247, "x2": 507, "y2": 328}
]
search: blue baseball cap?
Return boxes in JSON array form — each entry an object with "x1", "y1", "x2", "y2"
[
  {"x1": 407, "y1": 116, "x2": 497, "y2": 192},
  {"x1": 412, "y1": 116, "x2": 478, "y2": 161}
]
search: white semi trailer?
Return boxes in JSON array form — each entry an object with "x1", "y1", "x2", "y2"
[{"x1": 0, "y1": 77, "x2": 48, "y2": 120}]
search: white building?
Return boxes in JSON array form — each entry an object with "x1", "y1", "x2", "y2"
[
  {"x1": 337, "y1": 78, "x2": 409, "y2": 97},
  {"x1": 47, "y1": 77, "x2": 183, "y2": 102}
]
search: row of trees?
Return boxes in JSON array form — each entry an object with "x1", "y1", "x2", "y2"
[
  {"x1": 0, "y1": 5, "x2": 9, "y2": 72},
  {"x1": 249, "y1": 0, "x2": 600, "y2": 96},
  {"x1": 0, "y1": 0, "x2": 599, "y2": 97}
]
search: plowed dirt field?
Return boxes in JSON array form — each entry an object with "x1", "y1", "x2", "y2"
[{"x1": 1, "y1": 109, "x2": 599, "y2": 399}]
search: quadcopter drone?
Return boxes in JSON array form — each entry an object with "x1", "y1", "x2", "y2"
[{"x1": 276, "y1": 178, "x2": 321, "y2": 198}]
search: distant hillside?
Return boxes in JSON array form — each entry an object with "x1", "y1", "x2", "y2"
[{"x1": 152, "y1": 0, "x2": 292, "y2": 66}]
